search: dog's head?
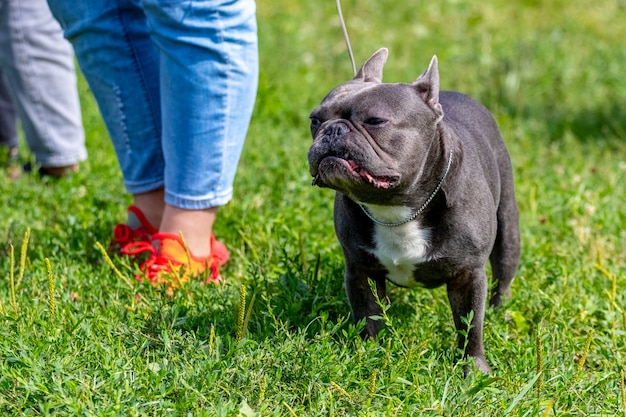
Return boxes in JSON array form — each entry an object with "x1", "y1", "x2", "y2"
[{"x1": 307, "y1": 49, "x2": 445, "y2": 204}]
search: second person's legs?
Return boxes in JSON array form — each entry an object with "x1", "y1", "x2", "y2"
[
  {"x1": 0, "y1": 72, "x2": 18, "y2": 153},
  {"x1": 0, "y1": 0, "x2": 86, "y2": 171}
]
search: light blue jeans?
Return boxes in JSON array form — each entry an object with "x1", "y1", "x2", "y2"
[
  {"x1": 0, "y1": 0, "x2": 86, "y2": 167},
  {"x1": 47, "y1": 0, "x2": 258, "y2": 209}
]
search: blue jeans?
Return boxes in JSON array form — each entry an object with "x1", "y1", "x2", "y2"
[
  {"x1": 0, "y1": 0, "x2": 86, "y2": 167},
  {"x1": 47, "y1": 0, "x2": 258, "y2": 209}
]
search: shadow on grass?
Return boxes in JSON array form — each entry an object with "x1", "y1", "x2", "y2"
[
  {"x1": 242, "y1": 251, "x2": 350, "y2": 338},
  {"x1": 137, "y1": 249, "x2": 351, "y2": 345}
]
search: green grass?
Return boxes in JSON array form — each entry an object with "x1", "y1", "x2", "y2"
[{"x1": 2, "y1": 0, "x2": 626, "y2": 415}]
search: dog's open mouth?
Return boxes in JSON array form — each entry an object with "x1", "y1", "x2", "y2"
[{"x1": 313, "y1": 156, "x2": 396, "y2": 189}]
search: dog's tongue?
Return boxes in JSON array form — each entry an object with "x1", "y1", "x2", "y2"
[{"x1": 349, "y1": 159, "x2": 392, "y2": 189}]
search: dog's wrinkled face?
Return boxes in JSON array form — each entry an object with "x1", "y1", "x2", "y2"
[{"x1": 307, "y1": 49, "x2": 444, "y2": 205}]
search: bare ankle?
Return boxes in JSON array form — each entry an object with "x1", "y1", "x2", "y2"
[
  {"x1": 132, "y1": 189, "x2": 165, "y2": 227},
  {"x1": 159, "y1": 205, "x2": 218, "y2": 258}
]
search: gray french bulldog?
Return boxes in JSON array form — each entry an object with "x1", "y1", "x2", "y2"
[{"x1": 307, "y1": 48, "x2": 520, "y2": 374}]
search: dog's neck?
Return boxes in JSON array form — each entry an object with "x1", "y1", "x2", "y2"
[{"x1": 359, "y1": 149, "x2": 453, "y2": 227}]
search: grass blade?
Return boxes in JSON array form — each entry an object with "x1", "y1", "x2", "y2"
[{"x1": 503, "y1": 373, "x2": 541, "y2": 415}]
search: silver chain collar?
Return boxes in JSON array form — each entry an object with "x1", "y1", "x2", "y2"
[{"x1": 359, "y1": 150, "x2": 453, "y2": 227}]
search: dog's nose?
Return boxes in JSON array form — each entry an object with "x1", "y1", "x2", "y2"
[{"x1": 327, "y1": 122, "x2": 350, "y2": 139}]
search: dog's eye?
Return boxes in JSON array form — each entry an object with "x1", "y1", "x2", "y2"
[
  {"x1": 364, "y1": 117, "x2": 387, "y2": 126},
  {"x1": 310, "y1": 116, "x2": 321, "y2": 129}
]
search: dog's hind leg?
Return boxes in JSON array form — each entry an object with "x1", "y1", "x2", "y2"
[{"x1": 489, "y1": 158, "x2": 521, "y2": 308}]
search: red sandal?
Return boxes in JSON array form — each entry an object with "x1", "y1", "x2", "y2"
[
  {"x1": 122, "y1": 232, "x2": 229, "y2": 287},
  {"x1": 110, "y1": 205, "x2": 158, "y2": 255}
]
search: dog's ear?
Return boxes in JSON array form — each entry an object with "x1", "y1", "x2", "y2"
[
  {"x1": 354, "y1": 48, "x2": 388, "y2": 83},
  {"x1": 414, "y1": 56, "x2": 444, "y2": 121}
]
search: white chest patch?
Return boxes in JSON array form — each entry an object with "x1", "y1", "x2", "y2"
[{"x1": 365, "y1": 205, "x2": 431, "y2": 287}]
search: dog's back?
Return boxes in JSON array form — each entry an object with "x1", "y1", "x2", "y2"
[{"x1": 441, "y1": 90, "x2": 521, "y2": 307}]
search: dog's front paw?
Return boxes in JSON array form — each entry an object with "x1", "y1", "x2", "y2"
[{"x1": 463, "y1": 355, "x2": 492, "y2": 377}]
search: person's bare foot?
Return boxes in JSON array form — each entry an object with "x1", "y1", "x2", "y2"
[{"x1": 132, "y1": 190, "x2": 217, "y2": 258}]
